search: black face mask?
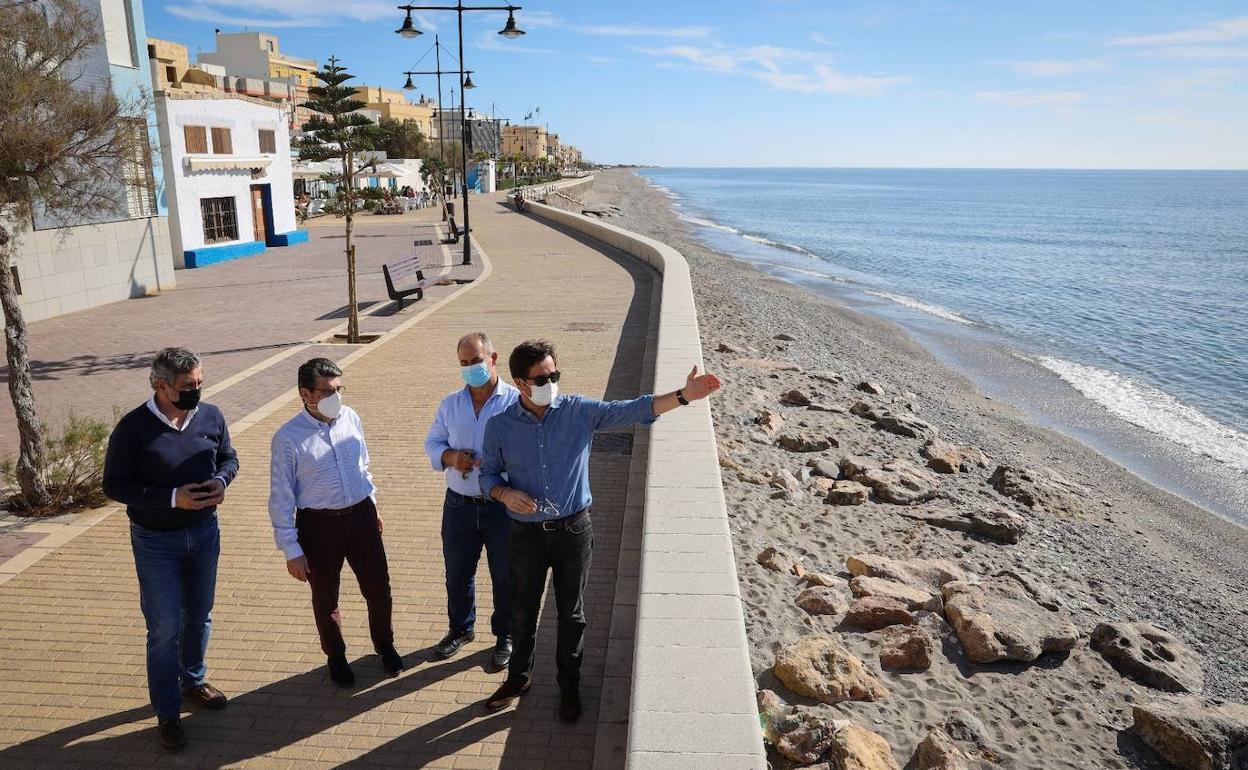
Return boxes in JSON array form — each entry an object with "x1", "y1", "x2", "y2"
[{"x1": 171, "y1": 387, "x2": 201, "y2": 411}]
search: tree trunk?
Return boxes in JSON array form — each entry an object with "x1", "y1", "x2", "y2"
[
  {"x1": 0, "y1": 227, "x2": 51, "y2": 509},
  {"x1": 343, "y1": 151, "x2": 359, "y2": 344}
]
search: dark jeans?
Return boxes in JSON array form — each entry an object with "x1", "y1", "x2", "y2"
[
  {"x1": 442, "y1": 489, "x2": 511, "y2": 639},
  {"x1": 130, "y1": 515, "x2": 220, "y2": 721},
  {"x1": 296, "y1": 498, "x2": 394, "y2": 657},
  {"x1": 507, "y1": 511, "x2": 593, "y2": 694}
]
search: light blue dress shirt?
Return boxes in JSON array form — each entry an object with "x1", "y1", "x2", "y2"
[
  {"x1": 480, "y1": 394, "x2": 658, "y2": 522},
  {"x1": 424, "y1": 379, "x2": 520, "y2": 497},
  {"x1": 268, "y1": 406, "x2": 376, "y2": 560}
]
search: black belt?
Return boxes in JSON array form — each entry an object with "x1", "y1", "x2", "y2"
[
  {"x1": 298, "y1": 498, "x2": 371, "y2": 517},
  {"x1": 516, "y1": 508, "x2": 589, "y2": 531},
  {"x1": 446, "y1": 489, "x2": 489, "y2": 504}
]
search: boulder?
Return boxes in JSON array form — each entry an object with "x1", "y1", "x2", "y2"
[
  {"x1": 756, "y1": 409, "x2": 785, "y2": 436},
  {"x1": 879, "y1": 625, "x2": 934, "y2": 672},
  {"x1": 779, "y1": 432, "x2": 834, "y2": 452},
  {"x1": 775, "y1": 333, "x2": 798, "y2": 341},
  {"x1": 846, "y1": 554, "x2": 966, "y2": 595},
  {"x1": 801, "y1": 572, "x2": 847, "y2": 589},
  {"x1": 989, "y1": 464, "x2": 1086, "y2": 516},
  {"x1": 1131, "y1": 698, "x2": 1248, "y2": 770},
  {"x1": 857, "y1": 381, "x2": 886, "y2": 395},
  {"x1": 775, "y1": 708, "x2": 843, "y2": 764},
  {"x1": 897, "y1": 508, "x2": 1028, "y2": 544},
  {"x1": 1091, "y1": 621, "x2": 1204, "y2": 693},
  {"x1": 993, "y1": 569, "x2": 1064, "y2": 611},
  {"x1": 772, "y1": 635, "x2": 888, "y2": 704},
  {"x1": 811, "y1": 477, "x2": 837, "y2": 496},
  {"x1": 758, "y1": 546, "x2": 805, "y2": 576},
  {"x1": 826, "y1": 480, "x2": 871, "y2": 506},
  {"x1": 846, "y1": 596, "x2": 915, "y2": 631},
  {"x1": 849, "y1": 401, "x2": 875, "y2": 417},
  {"x1": 827, "y1": 724, "x2": 901, "y2": 770},
  {"x1": 781, "y1": 388, "x2": 813, "y2": 406},
  {"x1": 797, "y1": 585, "x2": 850, "y2": 616},
  {"x1": 849, "y1": 575, "x2": 942, "y2": 612},
  {"x1": 942, "y1": 577, "x2": 1078, "y2": 663},
  {"x1": 717, "y1": 449, "x2": 741, "y2": 470},
  {"x1": 839, "y1": 454, "x2": 884, "y2": 479},
  {"x1": 737, "y1": 469, "x2": 769, "y2": 485},
  {"x1": 911, "y1": 729, "x2": 973, "y2": 770},
  {"x1": 770, "y1": 468, "x2": 804, "y2": 493},
  {"x1": 810, "y1": 370, "x2": 844, "y2": 384},
  {"x1": 809, "y1": 458, "x2": 843, "y2": 478},
  {"x1": 857, "y1": 461, "x2": 940, "y2": 505},
  {"x1": 873, "y1": 411, "x2": 938, "y2": 440},
  {"x1": 922, "y1": 438, "x2": 989, "y2": 473}
]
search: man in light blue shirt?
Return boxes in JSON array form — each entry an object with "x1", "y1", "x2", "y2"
[
  {"x1": 424, "y1": 332, "x2": 519, "y2": 669},
  {"x1": 479, "y1": 339, "x2": 721, "y2": 722},
  {"x1": 268, "y1": 358, "x2": 403, "y2": 687}
]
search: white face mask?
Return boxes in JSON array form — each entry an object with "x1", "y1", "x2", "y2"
[
  {"x1": 316, "y1": 390, "x2": 343, "y2": 420},
  {"x1": 529, "y1": 381, "x2": 557, "y2": 407}
]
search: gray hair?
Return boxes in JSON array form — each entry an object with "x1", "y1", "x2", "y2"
[
  {"x1": 298, "y1": 357, "x2": 342, "y2": 391},
  {"x1": 149, "y1": 347, "x2": 201, "y2": 389},
  {"x1": 457, "y1": 332, "x2": 493, "y2": 354}
]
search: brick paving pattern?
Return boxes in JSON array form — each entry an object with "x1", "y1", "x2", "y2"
[{"x1": 0, "y1": 192, "x2": 659, "y2": 768}]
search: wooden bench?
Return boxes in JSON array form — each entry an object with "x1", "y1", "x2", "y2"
[
  {"x1": 443, "y1": 216, "x2": 472, "y2": 244},
  {"x1": 381, "y1": 254, "x2": 439, "y2": 308}
]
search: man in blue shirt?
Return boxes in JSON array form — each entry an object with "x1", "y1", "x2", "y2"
[
  {"x1": 103, "y1": 347, "x2": 239, "y2": 752},
  {"x1": 268, "y1": 358, "x2": 403, "y2": 688},
  {"x1": 424, "y1": 332, "x2": 519, "y2": 669},
  {"x1": 480, "y1": 339, "x2": 721, "y2": 722}
]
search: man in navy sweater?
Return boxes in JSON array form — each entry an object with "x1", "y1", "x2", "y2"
[{"x1": 103, "y1": 347, "x2": 239, "y2": 752}]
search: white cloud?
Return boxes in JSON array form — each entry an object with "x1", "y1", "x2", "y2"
[
  {"x1": 1145, "y1": 46, "x2": 1248, "y2": 60},
  {"x1": 165, "y1": 0, "x2": 431, "y2": 29},
  {"x1": 1109, "y1": 15, "x2": 1248, "y2": 46},
  {"x1": 1000, "y1": 58, "x2": 1106, "y2": 77},
  {"x1": 809, "y1": 31, "x2": 833, "y2": 46},
  {"x1": 976, "y1": 90, "x2": 1087, "y2": 112},
  {"x1": 639, "y1": 43, "x2": 907, "y2": 95}
]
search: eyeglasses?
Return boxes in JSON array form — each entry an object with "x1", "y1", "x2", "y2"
[
  {"x1": 529, "y1": 371, "x2": 561, "y2": 387},
  {"x1": 312, "y1": 385, "x2": 345, "y2": 396}
]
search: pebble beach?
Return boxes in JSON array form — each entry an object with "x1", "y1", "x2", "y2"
[{"x1": 585, "y1": 169, "x2": 1248, "y2": 769}]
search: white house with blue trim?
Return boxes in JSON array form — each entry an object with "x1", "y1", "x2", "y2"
[{"x1": 154, "y1": 93, "x2": 307, "y2": 268}]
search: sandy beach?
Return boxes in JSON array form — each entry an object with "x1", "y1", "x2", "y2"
[{"x1": 585, "y1": 169, "x2": 1248, "y2": 769}]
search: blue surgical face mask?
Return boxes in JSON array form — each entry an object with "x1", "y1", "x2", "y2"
[{"x1": 461, "y1": 361, "x2": 491, "y2": 388}]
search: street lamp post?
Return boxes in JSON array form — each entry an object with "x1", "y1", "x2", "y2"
[
  {"x1": 396, "y1": 3, "x2": 524, "y2": 266},
  {"x1": 403, "y1": 64, "x2": 474, "y2": 198}
]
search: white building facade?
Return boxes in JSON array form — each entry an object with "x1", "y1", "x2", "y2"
[
  {"x1": 9, "y1": 0, "x2": 174, "y2": 322},
  {"x1": 155, "y1": 94, "x2": 306, "y2": 268}
]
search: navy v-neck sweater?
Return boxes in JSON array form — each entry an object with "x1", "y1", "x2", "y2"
[{"x1": 103, "y1": 403, "x2": 240, "y2": 531}]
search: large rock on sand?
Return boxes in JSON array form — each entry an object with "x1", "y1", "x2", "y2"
[
  {"x1": 773, "y1": 635, "x2": 888, "y2": 704},
  {"x1": 942, "y1": 577, "x2": 1078, "y2": 663},
  {"x1": 845, "y1": 596, "x2": 915, "y2": 631},
  {"x1": 779, "y1": 432, "x2": 834, "y2": 452},
  {"x1": 1131, "y1": 698, "x2": 1248, "y2": 770},
  {"x1": 756, "y1": 409, "x2": 785, "y2": 436},
  {"x1": 922, "y1": 438, "x2": 988, "y2": 473},
  {"x1": 879, "y1": 625, "x2": 934, "y2": 672},
  {"x1": 989, "y1": 464, "x2": 1086, "y2": 516},
  {"x1": 851, "y1": 402, "x2": 938, "y2": 440},
  {"x1": 826, "y1": 480, "x2": 871, "y2": 506},
  {"x1": 797, "y1": 585, "x2": 850, "y2": 616},
  {"x1": 758, "y1": 546, "x2": 805, "y2": 576},
  {"x1": 847, "y1": 554, "x2": 966, "y2": 595},
  {"x1": 857, "y1": 460, "x2": 940, "y2": 505},
  {"x1": 827, "y1": 724, "x2": 901, "y2": 770},
  {"x1": 897, "y1": 508, "x2": 1028, "y2": 544},
  {"x1": 1091, "y1": 621, "x2": 1204, "y2": 693},
  {"x1": 850, "y1": 575, "x2": 942, "y2": 612}
]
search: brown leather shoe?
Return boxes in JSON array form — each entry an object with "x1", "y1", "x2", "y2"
[
  {"x1": 158, "y1": 718, "x2": 187, "y2": 752},
  {"x1": 484, "y1": 678, "x2": 530, "y2": 711},
  {"x1": 183, "y1": 682, "x2": 228, "y2": 710}
]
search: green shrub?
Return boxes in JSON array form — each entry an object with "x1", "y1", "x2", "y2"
[{"x1": 1, "y1": 412, "x2": 114, "y2": 516}]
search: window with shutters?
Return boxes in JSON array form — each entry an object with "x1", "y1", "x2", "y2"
[
  {"x1": 99, "y1": 0, "x2": 136, "y2": 67},
  {"x1": 258, "y1": 129, "x2": 276, "y2": 154},
  {"x1": 210, "y1": 127, "x2": 233, "y2": 155},
  {"x1": 201, "y1": 197, "x2": 238, "y2": 243},
  {"x1": 120, "y1": 119, "x2": 157, "y2": 218},
  {"x1": 184, "y1": 125, "x2": 208, "y2": 153}
]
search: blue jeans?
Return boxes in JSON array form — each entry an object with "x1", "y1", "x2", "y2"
[
  {"x1": 130, "y1": 515, "x2": 220, "y2": 721},
  {"x1": 441, "y1": 489, "x2": 511, "y2": 639}
]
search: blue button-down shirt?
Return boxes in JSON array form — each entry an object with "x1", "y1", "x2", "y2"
[
  {"x1": 424, "y1": 379, "x2": 520, "y2": 497},
  {"x1": 480, "y1": 394, "x2": 658, "y2": 522},
  {"x1": 268, "y1": 406, "x2": 376, "y2": 560}
]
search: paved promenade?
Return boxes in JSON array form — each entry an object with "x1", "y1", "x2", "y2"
[{"x1": 0, "y1": 192, "x2": 659, "y2": 768}]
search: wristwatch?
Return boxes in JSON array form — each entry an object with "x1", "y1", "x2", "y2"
[{"x1": 676, "y1": 388, "x2": 689, "y2": 406}]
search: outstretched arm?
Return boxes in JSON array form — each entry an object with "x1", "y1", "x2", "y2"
[{"x1": 652, "y1": 366, "x2": 722, "y2": 416}]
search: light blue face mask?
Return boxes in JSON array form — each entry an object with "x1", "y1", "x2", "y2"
[{"x1": 461, "y1": 361, "x2": 491, "y2": 388}]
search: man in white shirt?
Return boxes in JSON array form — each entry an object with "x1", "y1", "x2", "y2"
[
  {"x1": 424, "y1": 332, "x2": 519, "y2": 670},
  {"x1": 268, "y1": 358, "x2": 403, "y2": 686}
]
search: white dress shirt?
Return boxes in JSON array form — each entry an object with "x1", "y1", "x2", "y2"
[
  {"x1": 424, "y1": 378, "x2": 519, "y2": 497},
  {"x1": 268, "y1": 405, "x2": 376, "y2": 560}
]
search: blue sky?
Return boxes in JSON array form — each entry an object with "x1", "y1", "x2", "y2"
[{"x1": 144, "y1": 1, "x2": 1248, "y2": 168}]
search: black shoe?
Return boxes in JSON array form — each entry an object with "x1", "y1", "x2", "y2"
[
  {"x1": 379, "y1": 645, "x2": 405, "y2": 676},
  {"x1": 434, "y1": 629, "x2": 475, "y2": 659},
  {"x1": 491, "y1": 638, "x2": 512, "y2": 671},
  {"x1": 157, "y1": 718, "x2": 187, "y2": 752},
  {"x1": 327, "y1": 654, "x2": 355, "y2": 687},
  {"x1": 485, "y1": 678, "x2": 530, "y2": 711},
  {"x1": 182, "y1": 681, "x2": 228, "y2": 710},
  {"x1": 558, "y1": 689, "x2": 582, "y2": 723}
]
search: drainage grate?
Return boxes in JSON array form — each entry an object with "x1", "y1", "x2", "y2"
[
  {"x1": 564, "y1": 321, "x2": 607, "y2": 332},
  {"x1": 413, "y1": 238, "x2": 434, "y2": 247},
  {"x1": 591, "y1": 432, "x2": 634, "y2": 455}
]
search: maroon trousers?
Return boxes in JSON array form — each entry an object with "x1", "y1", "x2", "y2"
[{"x1": 295, "y1": 498, "x2": 394, "y2": 656}]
